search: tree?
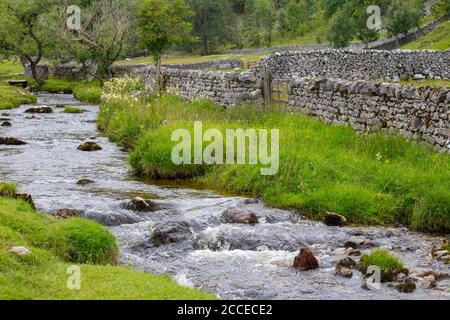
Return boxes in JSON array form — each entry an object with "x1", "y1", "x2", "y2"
[
  {"x1": 243, "y1": 0, "x2": 277, "y2": 47},
  {"x1": 327, "y1": 7, "x2": 355, "y2": 47},
  {"x1": 286, "y1": 0, "x2": 315, "y2": 37},
  {"x1": 188, "y1": 0, "x2": 235, "y2": 55},
  {"x1": 432, "y1": 0, "x2": 450, "y2": 17},
  {"x1": 0, "y1": 0, "x2": 54, "y2": 84},
  {"x1": 55, "y1": 0, "x2": 134, "y2": 84},
  {"x1": 386, "y1": 0, "x2": 423, "y2": 36},
  {"x1": 137, "y1": 0, "x2": 194, "y2": 95}
]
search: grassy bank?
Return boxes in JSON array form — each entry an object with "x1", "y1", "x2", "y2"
[
  {"x1": 0, "y1": 184, "x2": 214, "y2": 300},
  {"x1": 98, "y1": 80, "x2": 450, "y2": 234},
  {"x1": 39, "y1": 78, "x2": 102, "y2": 104},
  {"x1": 401, "y1": 20, "x2": 450, "y2": 50},
  {"x1": 0, "y1": 84, "x2": 36, "y2": 110}
]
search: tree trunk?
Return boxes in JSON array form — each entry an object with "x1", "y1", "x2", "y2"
[{"x1": 202, "y1": 37, "x2": 209, "y2": 56}]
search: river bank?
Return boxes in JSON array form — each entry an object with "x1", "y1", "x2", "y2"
[
  {"x1": 0, "y1": 91, "x2": 448, "y2": 300},
  {"x1": 98, "y1": 79, "x2": 450, "y2": 234}
]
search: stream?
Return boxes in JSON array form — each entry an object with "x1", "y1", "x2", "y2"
[{"x1": 0, "y1": 93, "x2": 449, "y2": 300}]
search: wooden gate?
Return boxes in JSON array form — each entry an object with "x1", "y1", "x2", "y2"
[
  {"x1": 260, "y1": 65, "x2": 290, "y2": 106},
  {"x1": 271, "y1": 78, "x2": 290, "y2": 105}
]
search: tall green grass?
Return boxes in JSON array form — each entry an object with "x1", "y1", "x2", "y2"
[
  {"x1": 0, "y1": 196, "x2": 214, "y2": 300},
  {"x1": 98, "y1": 89, "x2": 450, "y2": 233},
  {"x1": 40, "y1": 78, "x2": 102, "y2": 104}
]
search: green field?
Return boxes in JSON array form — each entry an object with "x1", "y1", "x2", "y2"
[{"x1": 98, "y1": 83, "x2": 450, "y2": 234}]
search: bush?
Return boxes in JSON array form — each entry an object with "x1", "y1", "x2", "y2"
[
  {"x1": 360, "y1": 249, "x2": 405, "y2": 273},
  {"x1": 47, "y1": 218, "x2": 118, "y2": 265}
]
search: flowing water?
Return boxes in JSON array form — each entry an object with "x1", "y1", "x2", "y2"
[{"x1": 0, "y1": 93, "x2": 449, "y2": 300}]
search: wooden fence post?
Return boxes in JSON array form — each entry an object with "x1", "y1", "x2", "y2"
[{"x1": 261, "y1": 65, "x2": 272, "y2": 106}]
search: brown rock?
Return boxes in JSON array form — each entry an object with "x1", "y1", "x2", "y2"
[
  {"x1": 24, "y1": 106, "x2": 53, "y2": 114},
  {"x1": 420, "y1": 271, "x2": 449, "y2": 282},
  {"x1": 324, "y1": 212, "x2": 347, "y2": 227},
  {"x1": 393, "y1": 278, "x2": 416, "y2": 293},
  {"x1": 293, "y1": 248, "x2": 319, "y2": 271},
  {"x1": 76, "y1": 179, "x2": 95, "y2": 186},
  {"x1": 336, "y1": 266, "x2": 353, "y2": 278},
  {"x1": 56, "y1": 209, "x2": 83, "y2": 219},
  {"x1": 14, "y1": 190, "x2": 35, "y2": 210},
  {"x1": 222, "y1": 208, "x2": 258, "y2": 224},
  {"x1": 0, "y1": 136, "x2": 26, "y2": 145},
  {"x1": 77, "y1": 142, "x2": 102, "y2": 152},
  {"x1": 1, "y1": 121, "x2": 12, "y2": 127},
  {"x1": 125, "y1": 197, "x2": 160, "y2": 212}
]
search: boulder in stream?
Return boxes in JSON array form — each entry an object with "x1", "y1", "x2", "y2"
[
  {"x1": 335, "y1": 257, "x2": 357, "y2": 278},
  {"x1": 56, "y1": 209, "x2": 83, "y2": 219},
  {"x1": 24, "y1": 106, "x2": 53, "y2": 114},
  {"x1": 76, "y1": 179, "x2": 95, "y2": 186},
  {"x1": 124, "y1": 197, "x2": 160, "y2": 212},
  {"x1": 1, "y1": 121, "x2": 12, "y2": 127},
  {"x1": 0, "y1": 137, "x2": 26, "y2": 145},
  {"x1": 152, "y1": 220, "x2": 195, "y2": 247},
  {"x1": 391, "y1": 277, "x2": 417, "y2": 293},
  {"x1": 222, "y1": 208, "x2": 258, "y2": 224},
  {"x1": 78, "y1": 142, "x2": 102, "y2": 152},
  {"x1": 324, "y1": 212, "x2": 347, "y2": 227},
  {"x1": 293, "y1": 248, "x2": 319, "y2": 271}
]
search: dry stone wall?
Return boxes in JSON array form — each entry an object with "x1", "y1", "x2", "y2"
[
  {"x1": 253, "y1": 50, "x2": 450, "y2": 81},
  {"x1": 288, "y1": 77, "x2": 450, "y2": 149},
  {"x1": 132, "y1": 66, "x2": 263, "y2": 106}
]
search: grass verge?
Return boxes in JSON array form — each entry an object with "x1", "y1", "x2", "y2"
[
  {"x1": 98, "y1": 82, "x2": 450, "y2": 234},
  {"x1": 39, "y1": 78, "x2": 102, "y2": 104},
  {"x1": 0, "y1": 84, "x2": 36, "y2": 110},
  {"x1": 0, "y1": 195, "x2": 214, "y2": 300}
]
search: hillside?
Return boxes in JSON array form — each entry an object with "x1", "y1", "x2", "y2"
[{"x1": 401, "y1": 19, "x2": 450, "y2": 49}]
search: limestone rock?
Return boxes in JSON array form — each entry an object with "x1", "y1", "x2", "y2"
[
  {"x1": 8, "y1": 246, "x2": 31, "y2": 255},
  {"x1": 222, "y1": 208, "x2": 258, "y2": 224}
]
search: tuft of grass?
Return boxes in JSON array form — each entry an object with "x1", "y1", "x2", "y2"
[
  {"x1": 64, "y1": 107, "x2": 85, "y2": 114},
  {"x1": 47, "y1": 218, "x2": 118, "y2": 265},
  {"x1": 0, "y1": 196, "x2": 214, "y2": 300},
  {"x1": 0, "y1": 182, "x2": 17, "y2": 197},
  {"x1": 98, "y1": 89, "x2": 450, "y2": 233},
  {"x1": 360, "y1": 249, "x2": 405, "y2": 274},
  {"x1": 401, "y1": 20, "x2": 450, "y2": 50},
  {"x1": 39, "y1": 78, "x2": 102, "y2": 104}
]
